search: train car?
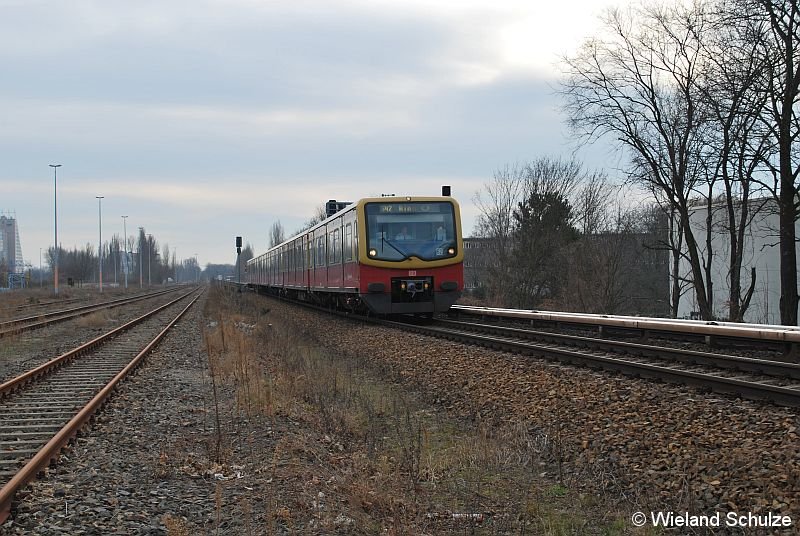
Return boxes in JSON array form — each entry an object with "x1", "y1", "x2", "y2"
[{"x1": 246, "y1": 194, "x2": 464, "y2": 315}]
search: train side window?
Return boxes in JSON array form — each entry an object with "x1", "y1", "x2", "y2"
[
  {"x1": 317, "y1": 236, "x2": 325, "y2": 266},
  {"x1": 337, "y1": 228, "x2": 342, "y2": 263},
  {"x1": 330, "y1": 229, "x2": 340, "y2": 264},
  {"x1": 353, "y1": 221, "x2": 358, "y2": 259},
  {"x1": 298, "y1": 242, "x2": 303, "y2": 271},
  {"x1": 344, "y1": 223, "x2": 352, "y2": 262}
]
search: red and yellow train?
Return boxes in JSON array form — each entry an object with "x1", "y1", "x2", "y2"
[{"x1": 246, "y1": 195, "x2": 464, "y2": 315}]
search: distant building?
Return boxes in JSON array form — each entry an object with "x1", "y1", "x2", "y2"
[
  {"x1": 463, "y1": 231, "x2": 669, "y2": 316},
  {"x1": 677, "y1": 197, "x2": 796, "y2": 324},
  {"x1": 462, "y1": 237, "x2": 491, "y2": 292},
  {"x1": 0, "y1": 214, "x2": 23, "y2": 274}
]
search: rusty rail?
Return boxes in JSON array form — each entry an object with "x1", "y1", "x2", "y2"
[{"x1": 0, "y1": 289, "x2": 202, "y2": 523}]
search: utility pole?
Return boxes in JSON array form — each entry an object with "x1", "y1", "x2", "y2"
[
  {"x1": 147, "y1": 234, "x2": 153, "y2": 286},
  {"x1": 96, "y1": 196, "x2": 104, "y2": 292},
  {"x1": 138, "y1": 227, "x2": 144, "y2": 288},
  {"x1": 122, "y1": 216, "x2": 128, "y2": 290},
  {"x1": 49, "y1": 164, "x2": 61, "y2": 295}
]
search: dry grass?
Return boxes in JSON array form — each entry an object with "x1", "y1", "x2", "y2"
[
  {"x1": 163, "y1": 514, "x2": 191, "y2": 536},
  {"x1": 197, "y1": 284, "x2": 638, "y2": 534},
  {"x1": 75, "y1": 310, "x2": 113, "y2": 328}
]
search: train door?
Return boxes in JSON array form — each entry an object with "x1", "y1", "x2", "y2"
[
  {"x1": 313, "y1": 227, "x2": 326, "y2": 289},
  {"x1": 321, "y1": 224, "x2": 328, "y2": 288},
  {"x1": 296, "y1": 238, "x2": 303, "y2": 289},
  {"x1": 343, "y1": 213, "x2": 356, "y2": 286},
  {"x1": 336, "y1": 219, "x2": 345, "y2": 287},
  {"x1": 328, "y1": 224, "x2": 342, "y2": 289},
  {"x1": 304, "y1": 233, "x2": 312, "y2": 292}
]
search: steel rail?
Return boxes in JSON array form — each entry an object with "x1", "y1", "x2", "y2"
[
  {"x1": 5, "y1": 297, "x2": 82, "y2": 313},
  {"x1": 450, "y1": 305, "x2": 800, "y2": 345},
  {"x1": 0, "y1": 287, "x2": 186, "y2": 339},
  {"x1": 436, "y1": 318, "x2": 800, "y2": 380},
  {"x1": 392, "y1": 320, "x2": 800, "y2": 408},
  {"x1": 0, "y1": 288, "x2": 198, "y2": 396},
  {"x1": 249, "y1": 291, "x2": 800, "y2": 407},
  {"x1": 0, "y1": 289, "x2": 202, "y2": 523}
]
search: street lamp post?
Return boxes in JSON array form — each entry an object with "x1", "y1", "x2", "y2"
[
  {"x1": 194, "y1": 253, "x2": 199, "y2": 283},
  {"x1": 96, "y1": 196, "x2": 104, "y2": 292},
  {"x1": 122, "y1": 216, "x2": 128, "y2": 290},
  {"x1": 147, "y1": 234, "x2": 153, "y2": 286},
  {"x1": 49, "y1": 164, "x2": 61, "y2": 295},
  {"x1": 138, "y1": 227, "x2": 144, "y2": 289},
  {"x1": 39, "y1": 248, "x2": 42, "y2": 288}
]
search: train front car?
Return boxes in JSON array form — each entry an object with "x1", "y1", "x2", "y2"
[{"x1": 357, "y1": 196, "x2": 463, "y2": 315}]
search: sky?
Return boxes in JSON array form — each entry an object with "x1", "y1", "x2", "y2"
[{"x1": 1, "y1": 0, "x2": 628, "y2": 268}]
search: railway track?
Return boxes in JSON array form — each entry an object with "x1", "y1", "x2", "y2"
[
  {"x1": 0, "y1": 287, "x2": 187, "y2": 339},
  {"x1": 398, "y1": 317, "x2": 800, "y2": 408},
  {"x1": 4, "y1": 297, "x2": 83, "y2": 314},
  {"x1": 249, "y1": 290, "x2": 800, "y2": 406},
  {"x1": 0, "y1": 287, "x2": 202, "y2": 523},
  {"x1": 449, "y1": 304, "x2": 800, "y2": 353}
]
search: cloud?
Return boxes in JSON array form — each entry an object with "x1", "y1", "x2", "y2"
[{"x1": 0, "y1": 0, "x2": 627, "y2": 264}]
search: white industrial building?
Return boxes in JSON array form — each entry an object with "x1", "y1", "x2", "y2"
[
  {"x1": 677, "y1": 197, "x2": 797, "y2": 324},
  {"x1": 0, "y1": 214, "x2": 24, "y2": 274}
]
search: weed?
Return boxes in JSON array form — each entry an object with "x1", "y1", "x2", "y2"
[
  {"x1": 199, "y1": 285, "x2": 638, "y2": 533},
  {"x1": 76, "y1": 310, "x2": 112, "y2": 328},
  {"x1": 162, "y1": 514, "x2": 190, "y2": 536}
]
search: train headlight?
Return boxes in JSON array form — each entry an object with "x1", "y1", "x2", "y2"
[
  {"x1": 369, "y1": 248, "x2": 377, "y2": 257},
  {"x1": 401, "y1": 282, "x2": 406, "y2": 290},
  {"x1": 423, "y1": 281, "x2": 430, "y2": 290},
  {"x1": 447, "y1": 247, "x2": 455, "y2": 255}
]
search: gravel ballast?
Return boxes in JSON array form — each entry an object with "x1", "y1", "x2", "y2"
[{"x1": 2, "y1": 290, "x2": 798, "y2": 533}]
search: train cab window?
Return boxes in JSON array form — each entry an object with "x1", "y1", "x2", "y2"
[
  {"x1": 364, "y1": 201, "x2": 458, "y2": 261},
  {"x1": 344, "y1": 223, "x2": 353, "y2": 262}
]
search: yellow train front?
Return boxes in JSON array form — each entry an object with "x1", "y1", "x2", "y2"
[{"x1": 246, "y1": 195, "x2": 464, "y2": 316}]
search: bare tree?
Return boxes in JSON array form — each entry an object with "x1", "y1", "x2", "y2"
[
  {"x1": 574, "y1": 171, "x2": 613, "y2": 235},
  {"x1": 694, "y1": 3, "x2": 771, "y2": 321},
  {"x1": 561, "y1": 2, "x2": 714, "y2": 318},
  {"x1": 473, "y1": 164, "x2": 526, "y2": 305},
  {"x1": 293, "y1": 204, "x2": 328, "y2": 235},
  {"x1": 743, "y1": 0, "x2": 800, "y2": 324},
  {"x1": 269, "y1": 220, "x2": 285, "y2": 248}
]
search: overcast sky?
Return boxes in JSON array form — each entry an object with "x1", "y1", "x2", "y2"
[{"x1": 2, "y1": 0, "x2": 627, "y2": 268}]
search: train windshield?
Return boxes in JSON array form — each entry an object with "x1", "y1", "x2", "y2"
[{"x1": 364, "y1": 201, "x2": 457, "y2": 261}]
